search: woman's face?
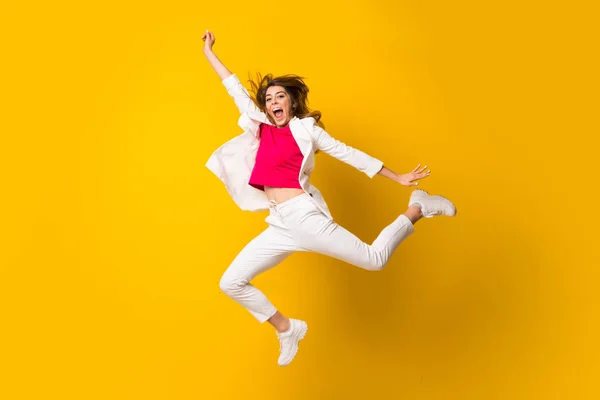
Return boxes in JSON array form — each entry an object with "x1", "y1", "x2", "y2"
[{"x1": 265, "y1": 85, "x2": 294, "y2": 127}]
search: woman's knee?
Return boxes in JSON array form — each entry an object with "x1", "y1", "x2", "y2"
[
  {"x1": 219, "y1": 271, "x2": 247, "y2": 297},
  {"x1": 366, "y1": 260, "x2": 386, "y2": 271},
  {"x1": 359, "y1": 253, "x2": 387, "y2": 271}
]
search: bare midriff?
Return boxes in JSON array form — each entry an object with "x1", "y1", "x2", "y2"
[{"x1": 264, "y1": 186, "x2": 305, "y2": 205}]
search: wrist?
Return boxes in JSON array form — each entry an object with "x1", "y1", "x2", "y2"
[{"x1": 203, "y1": 48, "x2": 214, "y2": 56}]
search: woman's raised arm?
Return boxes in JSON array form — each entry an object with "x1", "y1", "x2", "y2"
[
  {"x1": 201, "y1": 30, "x2": 263, "y2": 116},
  {"x1": 202, "y1": 30, "x2": 232, "y2": 80}
]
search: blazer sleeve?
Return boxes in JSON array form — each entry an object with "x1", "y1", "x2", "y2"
[
  {"x1": 313, "y1": 125, "x2": 384, "y2": 178},
  {"x1": 222, "y1": 74, "x2": 262, "y2": 115}
]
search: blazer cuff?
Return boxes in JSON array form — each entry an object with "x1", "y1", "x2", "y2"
[
  {"x1": 222, "y1": 74, "x2": 240, "y2": 91},
  {"x1": 365, "y1": 158, "x2": 384, "y2": 178}
]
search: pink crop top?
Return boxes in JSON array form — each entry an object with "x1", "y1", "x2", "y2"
[{"x1": 248, "y1": 123, "x2": 303, "y2": 191}]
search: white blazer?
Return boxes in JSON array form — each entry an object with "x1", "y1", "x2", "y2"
[{"x1": 206, "y1": 74, "x2": 384, "y2": 220}]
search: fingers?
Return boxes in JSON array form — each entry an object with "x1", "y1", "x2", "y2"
[
  {"x1": 409, "y1": 170, "x2": 431, "y2": 183},
  {"x1": 202, "y1": 30, "x2": 215, "y2": 42},
  {"x1": 405, "y1": 164, "x2": 432, "y2": 186},
  {"x1": 410, "y1": 165, "x2": 431, "y2": 177},
  {"x1": 412, "y1": 164, "x2": 430, "y2": 173}
]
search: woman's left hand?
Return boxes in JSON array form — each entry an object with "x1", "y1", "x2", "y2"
[{"x1": 396, "y1": 164, "x2": 431, "y2": 186}]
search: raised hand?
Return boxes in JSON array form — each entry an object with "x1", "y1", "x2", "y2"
[{"x1": 201, "y1": 30, "x2": 216, "y2": 53}]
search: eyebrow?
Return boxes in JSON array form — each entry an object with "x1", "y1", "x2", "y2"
[{"x1": 265, "y1": 91, "x2": 285, "y2": 98}]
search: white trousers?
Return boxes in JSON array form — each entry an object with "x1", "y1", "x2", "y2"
[{"x1": 219, "y1": 193, "x2": 415, "y2": 322}]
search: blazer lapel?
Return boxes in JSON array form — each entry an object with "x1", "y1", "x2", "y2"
[
  {"x1": 289, "y1": 117, "x2": 313, "y2": 157},
  {"x1": 245, "y1": 110, "x2": 270, "y2": 139}
]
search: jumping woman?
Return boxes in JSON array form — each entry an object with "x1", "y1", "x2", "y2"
[{"x1": 202, "y1": 30, "x2": 457, "y2": 366}]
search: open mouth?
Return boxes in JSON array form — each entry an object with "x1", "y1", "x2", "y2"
[{"x1": 273, "y1": 108, "x2": 284, "y2": 119}]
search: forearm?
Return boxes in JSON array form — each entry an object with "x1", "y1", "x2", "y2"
[
  {"x1": 203, "y1": 49, "x2": 232, "y2": 81},
  {"x1": 377, "y1": 165, "x2": 400, "y2": 182}
]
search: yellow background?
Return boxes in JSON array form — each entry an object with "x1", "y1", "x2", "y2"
[{"x1": 2, "y1": 0, "x2": 599, "y2": 398}]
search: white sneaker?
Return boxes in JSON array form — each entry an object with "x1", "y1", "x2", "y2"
[
  {"x1": 276, "y1": 319, "x2": 308, "y2": 366},
  {"x1": 409, "y1": 189, "x2": 457, "y2": 218}
]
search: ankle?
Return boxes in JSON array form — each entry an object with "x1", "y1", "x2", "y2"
[
  {"x1": 268, "y1": 311, "x2": 292, "y2": 333},
  {"x1": 405, "y1": 206, "x2": 422, "y2": 224},
  {"x1": 278, "y1": 319, "x2": 291, "y2": 333}
]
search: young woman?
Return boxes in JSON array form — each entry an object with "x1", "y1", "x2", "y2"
[{"x1": 202, "y1": 30, "x2": 457, "y2": 366}]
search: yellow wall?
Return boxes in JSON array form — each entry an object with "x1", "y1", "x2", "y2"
[{"x1": 2, "y1": 1, "x2": 599, "y2": 398}]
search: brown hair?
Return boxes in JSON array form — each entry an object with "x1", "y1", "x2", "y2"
[{"x1": 247, "y1": 73, "x2": 324, "y2": 128}]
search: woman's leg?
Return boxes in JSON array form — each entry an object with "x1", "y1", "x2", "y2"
[
  {"x1": 281, "y1": 191, "x2": 454, "y2": 271},
  {"x1": 219, "y1": 224, "x2": 297, "y2": 329},
  {"x1": 295, "y1": 207, "x2": 418, "y2": 271},
  {"x1": 219, "y1": 219, "x2": 309, "y2": 367}
]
